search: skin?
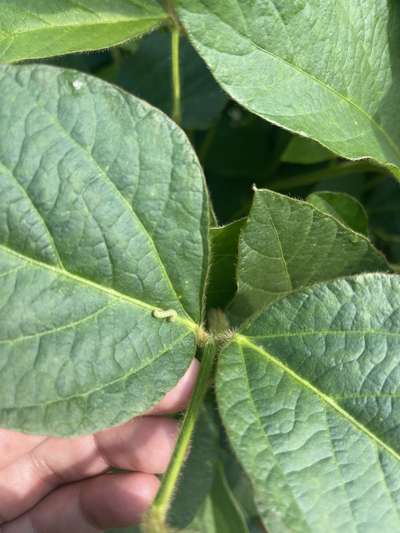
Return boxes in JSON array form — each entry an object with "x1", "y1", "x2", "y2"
[{"x1": 0, "y1": 359, "x2": 199, "y2": 532}]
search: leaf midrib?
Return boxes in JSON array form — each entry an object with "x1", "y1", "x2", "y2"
[
  {"x1": 1, "y1": 16, "x2": 165, "y2": 39},
  {"x1": 251, "y1": 28, "x2": 400, "y2": 162},
  {"x1": 1, "y1": 74, "x2": 187, "y2": 317},
  {"x1": 5, "y1": 0, "x2": 161, "y2": 24},
  {"x1": 246, "y1": 329, "x2": 400, "y2": 339},
  {"x1": 0, "y1": 159, "x2": 64, "y2": 269},
  {"x1": 0, "y1": 243, "x2": 197, "y2": 332},
  {"x1": 1, "y1": 330, "x2": 193, "y2": 410},
  {"x1": 0, "y1": 302, "x2": 113, "y2": 344},
  {"x1": 196, "y1": 3, "x2": 400, "y2": 164},
  {"x1": 235, "y1": 342, "x2": 313, "y2": 532},
  {"x1": 236, "y1": 334, "x2": 400, "y2": 463}
]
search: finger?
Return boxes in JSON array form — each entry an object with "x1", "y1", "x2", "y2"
[
  {"x1": 147, "y1": 357, "x2": 199, "y2": 415},
  {"x1": 0, "y1": 357, "x2": 198, "y2": 472},
  {"x1": 0, "y1": 416, "x2": 178, "y2": 523},
  {"x1": 3, "y1": 473, "x2": 159, "y2": 533},
  {"x1": 95, "y1": 415, "x2": 179, "y2": 474},
  {"x1": 0, "y1": 430, "x2": 45, "y2": 469},
  {"x1": 0, "y1": 359, "x2": 198, "y2": 523}
]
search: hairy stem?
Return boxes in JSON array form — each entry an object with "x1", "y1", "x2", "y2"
[
  {"x1": 148, "y1": 340, "x2": 217, "y2": 528},
  {"x1": 164, "y1": 0, "x2": 182, "y2": 125},
  {"x1": 171, "y1": 27, "x2": 182, "y2": 125}
]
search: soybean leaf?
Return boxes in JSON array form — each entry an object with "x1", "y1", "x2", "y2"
[
  {"x1": 189, "y1": 464, "x2": 249, "y2": 533},
  {"x1": 0, "y1": 0, "x2": 166, "y2": 63},
  {"x1": 208, "y1": 464, "x2": 249, "y2": 533},
  {"x1": 188, "y1": 497, "x2": 216, "y2": 533},
  {"x1": 117, "y1": 31, "x2": 228, "y2": 130},
  {"x1": 207, "y1": 219, "x2": 244, "y2": 310},
  {"x1": 282, "y1": 137, "x2": 334, "y2": 165},
  {"x1": 223, "y1": 452, "x2": 260, "y2": 527},
  {"x1": 228, "y1": 189, "x2": 388, "y2": 324},
  {"x1": 218, "y1": 273, "x2": 400, "y2": 533},
  {"x1": 168, "y1": 407, "x2": 219, "y2": 529},
  {"x1": 177, "y1": 0, "x2": 400, "y2": 179},
  {"x1": 307, "y1": 191, "x2": 369, "y2": 236},
  {"x1": 0, "y1": 64, "x2": 209, "y2": 436}
]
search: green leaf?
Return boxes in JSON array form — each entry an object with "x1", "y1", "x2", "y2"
[
  {"x1": 168, "y1": 407, "x2": 219, "y2": 529},
  {"x1": 188, "y1": 496, "x2": 217, "y2": 533},
  {"x1": 228, "y1": 189, "x2": 388, "y2": 324},
  {"x1": 0, "y1": 0, "x2": 166, "y2": 63},
  {"x1": 0, "y1": 64, "x2": 209, "y2": 436},
  {"x1": 282, "y1": 137, "x2": 334, "y2": 165},
  {"x1": 177, "y1": 0, "x2": 400, "y2": 179},
  {"x1": 222, "y1": 451, "x2": 260, "y2": 526},
  {"x1": 209, "y1": 464, "x2": 249, "y2": 533},
  {"x1": 217, "y1": 273, "x2": 400, "y2": 533},
  {"x1": 189, "y1": 464, "x2": 249, "y2": 533},
  {"x1": 307, "y1": 191, "x2": 369, "y2": 236},
  {"x1": 207, "y1": 219, "x2": 244, "y2": 310},
  {"x1": 117, "y1": 30, "x2": 228, "y2": 130}
]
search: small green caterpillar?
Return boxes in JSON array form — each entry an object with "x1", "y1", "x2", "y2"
[{"x1": 152, "y1": 308, "x2": 178, "y2": 322}]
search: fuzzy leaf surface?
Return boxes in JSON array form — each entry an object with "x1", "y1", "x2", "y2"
[
  {"x1": 0, "y1": 64, "x2": 208, "y2": 435},
  {"x1": 207, "y1": 219, "x2": 244, "y2": 310},
  {"x1": 218, "y1": 274, "x2": 400, "y2": 532},
  {"x1": 0, "y1": 0, "x2": 166, "y2": 63},
  {"x1": 228, "y1": 189, "x2": 388, "y2": 324},
  {"x1": 178, "y1": 0, "x2": 400, "y2": 179},
  {"x1": 189, "y1": 464, "x2": 249, "y2": 533},
  {"x1": 307, "y1": 191, "x2": 369, "y2": 236}
]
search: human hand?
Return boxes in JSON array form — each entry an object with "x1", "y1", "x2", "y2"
[{"x1": 0, "y1": 360, "x2": 199, "y2": 532}]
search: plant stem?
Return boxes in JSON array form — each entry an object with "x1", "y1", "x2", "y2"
[
  {"x1": 148, "y1": 340, "x2": 217, "y2": 528},
  {"x1": 171, "y1": 27, "x2": 182, "y2": 125},
  {"x1": 269, "y1": 160, "x2": 380, "y2": 191}
]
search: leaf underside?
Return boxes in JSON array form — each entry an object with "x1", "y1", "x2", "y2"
[
  {"x1": 0, "y1": 0, "x2": 167, "y2": 63},
  {"x1": 178, "y1": 0, "x2": 400, "y2": 179},
  {"x1": 0, "y1": 64, "x2": 209, "y2": 435},
  {"x1": 168, "y1": 407, "x2": 219, "y2": 529},
  {"x1": 218, "y1": 274, "x2": 400, "y2": 533}
]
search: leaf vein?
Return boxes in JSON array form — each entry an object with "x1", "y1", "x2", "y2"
[
  {"x1": 236, "y1": 335, "x2": 400, "y2": 463},
  {"x1": 0, "y1": 243, "x2": 196, "y2": 332},
  {"x1": 0, "y1": 303, "x2": 113, "y2": 345},
  {"x1": 0, "y1": 159, "x2": 65, "y2": 269},
  {"x1": 3, "y1": 331, "x2": 193, "y2": 410}
]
